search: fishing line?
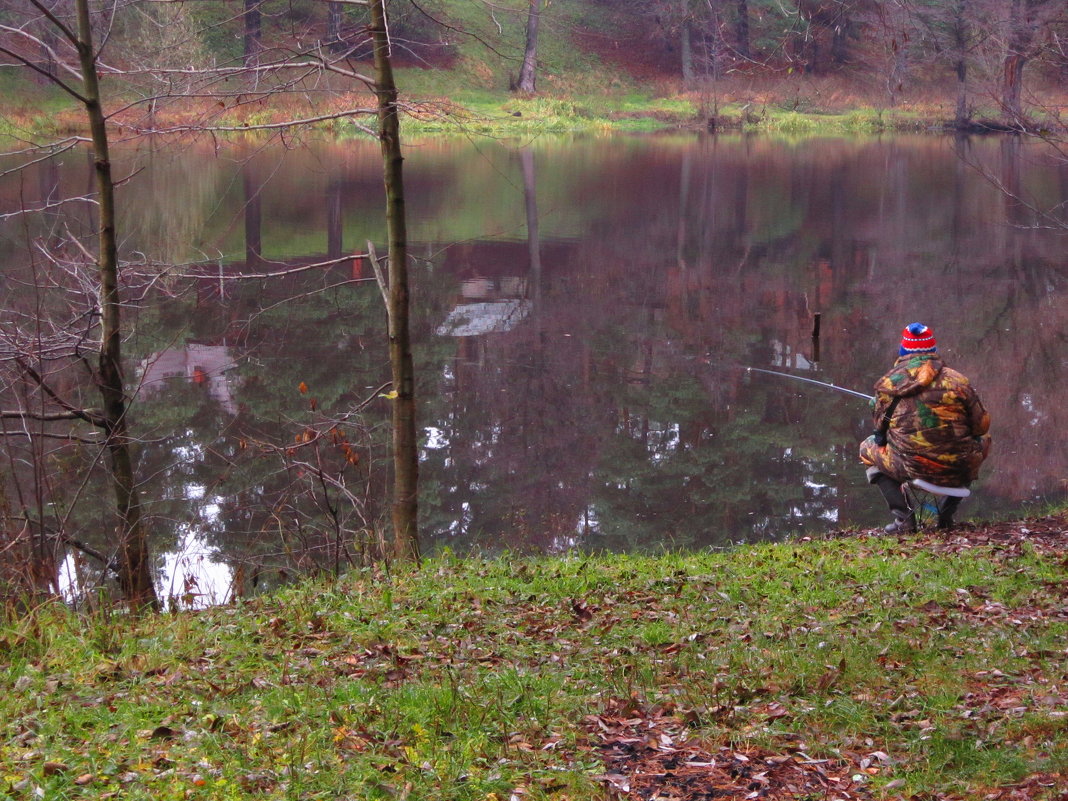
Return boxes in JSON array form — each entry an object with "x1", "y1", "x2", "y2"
[{"x1": 744, "y1": 366, "x2": 873, "y2": 401}]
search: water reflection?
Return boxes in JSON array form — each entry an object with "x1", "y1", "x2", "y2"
[
  {"x1": 2, "y1": 132, "x2": 1067, "y2": 600},
  {"x1": 158, "y1": 526, "x2": 234, "y2": 609},
  {"x1": 139, "y1": 344, "x2": 241, "y2": 416}
]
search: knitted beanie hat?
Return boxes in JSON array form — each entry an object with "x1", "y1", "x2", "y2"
[{"x1": 899, "y1": 322, "x2": 937, "y2": 356}]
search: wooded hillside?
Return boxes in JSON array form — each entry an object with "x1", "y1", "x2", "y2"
[{"x1": 3, "y1": 0, "x2": 1068, "y2": 130}]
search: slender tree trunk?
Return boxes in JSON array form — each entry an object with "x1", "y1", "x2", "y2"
[
  {"x1": 951, "y1": 0, "x2": 970, "y2": 127},
  {"x1": 244, "y1": 0, "x2": 262, "y2": 70},
  {"x1": 1002, "y1": 53, "x2": 1026, "y2": 126},
  {"x1": 517, "y1": 0, "x2": 542, "y2": 93},
  {"x1": 370, "y1": 0, "x2": 420, "y2": 564},
  {"x1": 1002, "y1": 0, "x2": 1029, "y2": 127},
  {"x1": 734, "y1": 0, "x2": 751, "y2": 59},
  {"x1": 953, "y1": 66, "x2": 969, "y2": 127},
  {"x1": 831, "y1": 25, "x2": 847, "y2": 64},
  {"x1": 74, "y1": 0, "x2": 158, "y2": 610},
  {"x1": 707, "y1": 0, "x2": 725, "y2": 80},
  {"x1": 327, "y1": 1, "x2": 344, "y2": 53},
  {"x1": 681, "y1": 22, "x2": 694, "y2": 83},
  {"x1": 680, "y1": 0, "x2": 694, "y2": 84}
]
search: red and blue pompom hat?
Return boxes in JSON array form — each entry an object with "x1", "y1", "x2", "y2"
[{"x1": 900, "y1": 322, "x2": 937, "y2": 356}]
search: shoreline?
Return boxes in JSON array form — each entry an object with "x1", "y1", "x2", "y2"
[{"x1": 4, "y1": 84, "x2": 1063, "y2": 141}]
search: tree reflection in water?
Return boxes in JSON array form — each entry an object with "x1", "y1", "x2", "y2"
[{"x1": 2, "y1": 134, "x2": 1066, "y2": 598}]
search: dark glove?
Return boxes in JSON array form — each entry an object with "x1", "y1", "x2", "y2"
[{"x1": 872, "y1": 430, "x2": 887, "y2": 447}]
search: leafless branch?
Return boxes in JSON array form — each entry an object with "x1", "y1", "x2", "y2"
[
  {"x1": 177, "y1": 253, "x2": 374, "y2": 281},
  {"x1": 0, "y1": 427, "x2": 104, "y2": 445},
  {"x1": 133, "y1": 107, "x2": 379, "y2": 135},
  {"x1": 1, "y1": 410, "x2": 97, "y2": 422},
  {"x1": 0, "y1": 195, "x2": 99, "y2": 221},
  {"x1": 13, "y1": 358, "x2": 109, "y2": 428},
  {"x1": 0, "y1": 40, "x2": 87, "y2": 103},
  {"x1": 112, "y1": 59, "x2": 375, "y2": 86},
  {"x1": 366, "y1": 240, "x2": 390, "y2": 310},
  {"x1": 25, "y1": 0, "x2": 80, "y2": 47}
]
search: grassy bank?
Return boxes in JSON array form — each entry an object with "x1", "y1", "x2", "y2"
[
  {"x1": 393, "y1": 91, "x2": 947, "y2": 136},
  {"x1": 0, "y1": 64, "x2": 1009, "y2": 141},
  {"x1": 2, "y1": 517, "x2": 1066, "y2": 800}
]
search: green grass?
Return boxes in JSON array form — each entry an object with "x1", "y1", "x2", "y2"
[
  {"x1": 756, "y1": 108, "x2": 894, "y2": 134},
  {"x1": 391, "y1": 90, "x2": 700, "y2": 135},
  {"x1": 0, "y1": 69, "x2": 77, "y2": 139},
  {"x1": 2, "y1": 532, "x2": 1066, "y2": 800}
]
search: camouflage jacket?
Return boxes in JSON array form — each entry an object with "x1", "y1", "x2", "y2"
[{"x1": 867, "y1": 353, "x2": 991, "y2": 486}]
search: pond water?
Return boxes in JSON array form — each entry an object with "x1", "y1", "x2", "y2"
[{"x1": 2, "y1": 132, "x2": 1067, "y2": 603}]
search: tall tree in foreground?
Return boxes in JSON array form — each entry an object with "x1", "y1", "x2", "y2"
[
  {"x1": 370, "y1": 0, "x2": 420, "y2": 563},
  {"x1": 0, "y1": 0, "x2": 159, "y2": 609}
]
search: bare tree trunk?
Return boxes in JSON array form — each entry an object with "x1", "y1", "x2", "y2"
[
  {"x1": 74, "y1": 0, "x2": 158, "y2": 610},
  {"x1": 1002, "y1": 0, "x2": 1029, "y2": 127},
  {"x1": 517, "y1": 0, "x2": 542, "y2": 93},
  {"x1": 707, "y1": 0, "x2": 725, "y2": 80},
  {"x1": 953, "y1": 0, "x2": 970, "y2": 127},
  {"x1": 1002, "y1": 54, "x2": 1026, "y2": 127},
  {"x1": 954, "y1": 60, "x2": 968, "y2": 125},
  {"x1": 956, "y1": 20, "x2": 974, "y2": 125},
  {"x1": 370, "y1": 0, "x2": 420, "y2": 564},
  {"x1": 734, "y1": 0, "x2": 751, "y2": 59},
  {"x1": 680, "y1": 0, "x2": 694, "y2": 84},
  {"x1": 244, "y1": 0, "x2": 262, "y2": 70},
  {"x1": 327, "y1": 1, "x2": 344, "y2": 53}
]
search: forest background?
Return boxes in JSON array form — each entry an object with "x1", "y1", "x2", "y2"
[{"x1": 4, "y1": 0, "x2": 1068, "y2": 137}]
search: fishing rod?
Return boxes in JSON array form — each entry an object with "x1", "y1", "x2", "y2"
[{"x1": 744, "y1": 366, "x2": 873, "y2": 401}]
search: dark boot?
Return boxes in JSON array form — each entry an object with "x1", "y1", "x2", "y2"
[
  {"x1": 937, "y1": 495, "x2": 964, "y2": 530},
  {"x1": 867, "y1": 469, "x2": 915, "y2": 533}
]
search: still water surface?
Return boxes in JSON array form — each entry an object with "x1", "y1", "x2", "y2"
[{"x1": 3, "y1": 133, "x2": 1067, "y2": 603}]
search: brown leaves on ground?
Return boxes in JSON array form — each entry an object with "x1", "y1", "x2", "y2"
[
  {"x1": 587, "y1": 697, "x2": 874, "y2": 801},
  {"x1": 586, "y1": 697, "x2": 1068, "y2": 801},
  {"x1": 919, "y1": 514, "x2": 1068, "y2": 556},
  {"x1": 838, "y1": 512, "x2": 1068, "y2": 557},
  {"x1": 581, "y1": 516, "x2": 1068, "y2": 801}
]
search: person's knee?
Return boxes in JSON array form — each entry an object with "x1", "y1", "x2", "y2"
[{"x1": 865, "y1": 467, "x2": 882, "y2": 485}]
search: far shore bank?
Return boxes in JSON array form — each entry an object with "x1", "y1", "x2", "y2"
[{"x1": 4, "y1": 77, "x2": 1066, "y2": 140}]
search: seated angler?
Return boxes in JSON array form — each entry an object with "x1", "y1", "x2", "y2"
[{"x1": 859, "y1": 323, "x2": 992, "y2": 533}]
